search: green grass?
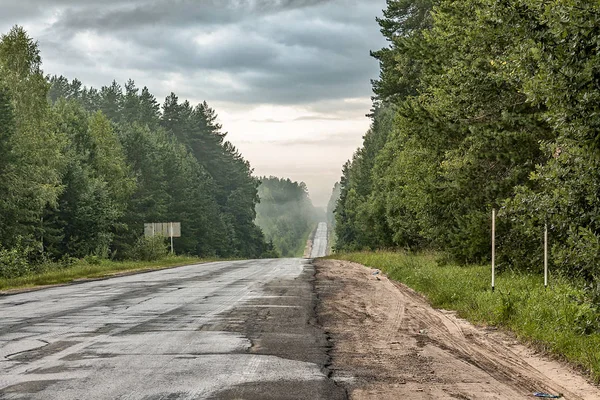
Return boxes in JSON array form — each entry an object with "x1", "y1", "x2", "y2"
[
  {"x1": 0, "y1": 256, "x2": 217, "y2": 292},
  {"x1": 329, "y1": 251, "x2": 600, "y2": 383}
]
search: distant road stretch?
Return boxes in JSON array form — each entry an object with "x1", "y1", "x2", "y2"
[{"x1": 309, "y1": 222, "x2": 329, "y2": 258}]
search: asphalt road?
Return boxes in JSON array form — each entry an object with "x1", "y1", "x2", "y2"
[
  {"x1": 0, "y1": 233, "x2": 344, "y2": 400},
  {"x1": 309, "y1": 222, "x2": 328, "y2": 258}
]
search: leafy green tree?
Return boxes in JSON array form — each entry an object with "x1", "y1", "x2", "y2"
[
  {"x1": 334, "y1": 105, "x2": 396, "y2": 251},
  {"x1": 48, "y1": 75, "x2": 70, "y2": 103},
  {"x1": 496, "y1": 1, "x2": 600, "y2": 279},
  {"x1": 335, "y1": 0, "x2": 600, "y2": 278},
  {"x1": 0, "y1": 26, "x2": 66, "y2": 252},
  {"x1": 43, "y1": 102, "x2": 134, "y2": 258},
  {"x1": 1, "y1": 26, "x2": 275, "y2": 269},
  {"x1": 159, "y1": 96, "x2": 269, "y2": 258},
  {"x1": 48, "y1": 75, "x2": 82, "y2": 103},
  {"x1": 0, "y1": 86, "x2": 16, "y2": 241}
]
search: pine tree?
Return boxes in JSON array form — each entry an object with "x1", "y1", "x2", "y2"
[
  {"x1": 122, "y1": 79, "x2": 140, "y2": 124},
  {"x1": 138, "y1": 86, "x2": 160, "y2": 129},
  {"x1": 99, "y1": 80, "x2": 123, "y2": 122}
]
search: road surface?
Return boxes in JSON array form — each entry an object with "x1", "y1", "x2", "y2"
[
  {"x1": 5, "y1": 224, "x2": 596, "y2": 399},
  {"x1": 309, "y1": 222, "x2": 328, "y2": 258},
  {"x1": 0, "y1": 258, "x2": 344, "y2": 399}
]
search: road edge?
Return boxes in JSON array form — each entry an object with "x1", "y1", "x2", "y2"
[
  {"x1": 310, "y1": 259, "x2": 350, "y2": 399},
  {"x1": 0, "y1": 261, "x2": 214, "y2": 297}
]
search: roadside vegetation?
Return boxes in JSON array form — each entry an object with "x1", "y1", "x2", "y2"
[
  {"x1": 334, "y1": 0, "x2": 600, "y2": 282},
  {"x1": 330, "y1": 1, "x2": 600, "y2": 373},
  {"x1": 331, "y1": 251, "x2": 600, "y2": 383},
  {"x1": 0, "y1": 26, "x2": 281, "y2": 282},
  {"x1": 0, "y1": 235, "x2": 228, "y2": 291},
  {"x1": 326, "y1": 183, "x2": 341, "y2": 251}
]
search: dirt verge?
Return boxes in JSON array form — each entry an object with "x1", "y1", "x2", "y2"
[{"x1": 315, "y1": 259, "x2": 600, "y2": 400}]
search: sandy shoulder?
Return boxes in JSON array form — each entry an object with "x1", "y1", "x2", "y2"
[{"x1": 315, "y1": 259, "x2": 600, "y2": 400}]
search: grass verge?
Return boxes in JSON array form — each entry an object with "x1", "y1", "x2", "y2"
[
  {"x1": 328, "y1": 251, "x2": 600, "y2": 383},
  {"x1": 0, "y1": 256, "x2": 215, "y2": 292}
]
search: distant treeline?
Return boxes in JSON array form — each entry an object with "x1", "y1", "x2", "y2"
[
  {"x1": 0, "y1": 26, "x2": 276, "y2": 277},
  {"x1": 335, "y1": 1, "x2": 600, "y2": 281},
  {"x1": 255, "y1": 177, "x2": 322, "y2": 257}
]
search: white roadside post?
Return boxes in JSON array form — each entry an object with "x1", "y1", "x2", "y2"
[
  {"x1": 544, "y1": 223, "x2": 548, "y2": 289},
  {"x1": 170, "y1": 222, "x2": 174, "y2": 255},
  {"x1": 492, "y1": 209, "x2": 496, "y2": 293}
]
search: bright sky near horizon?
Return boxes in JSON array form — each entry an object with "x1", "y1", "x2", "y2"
[{"x1": 0, "y1": 0, "x2": 388, "y2": 208}]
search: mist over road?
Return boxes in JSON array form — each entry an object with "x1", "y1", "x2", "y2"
[{"x1": 0, "y1": 259, "x2": 344, "y2": 399}]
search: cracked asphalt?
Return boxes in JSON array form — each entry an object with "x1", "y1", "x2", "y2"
[{"x1": 0, "y1": 226, "x2": 342, "y2": 400}]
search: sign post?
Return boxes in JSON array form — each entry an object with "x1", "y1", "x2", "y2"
[{"x1": 170, "y1": 222, "x2": 174, "y2": 254}]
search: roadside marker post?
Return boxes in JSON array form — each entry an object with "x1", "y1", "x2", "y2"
[
  {"x1": 170, "y1": 222, "x2": 174, "y2": 254},
  {"x1": 492, "y1": 209, "x2": 496, "y2": 293},
  {"x1": 544, "y1": 223, "x2": 548, "y2": 289}
]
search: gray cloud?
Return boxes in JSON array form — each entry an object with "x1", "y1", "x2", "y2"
[
  {"x1": 0, "y1": 0, "x2": 386, "y2": 205},
  {"x1": 1, "y1": 0, "x2": 386, "y2": 106},
  {"x1": 49, "y1": 0, "x2": 338, "y2": 34}
]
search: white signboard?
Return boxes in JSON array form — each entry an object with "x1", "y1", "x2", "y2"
[
  {"x1": 144, "y1": 222, "x2": 181, "y2": 238},
  {"x1": 144, "y1": 222, "x2": 181, "y2": 254}
]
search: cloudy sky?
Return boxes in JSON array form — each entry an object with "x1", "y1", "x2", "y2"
[{"x1": 1, "y1": 0, "x2": 387, "y2": 207}]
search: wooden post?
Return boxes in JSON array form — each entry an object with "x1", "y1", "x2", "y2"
[
  {"x1": 170, "y1": 222, "x2": 174, "y2": 254},
  {"x1": 544, "y1": 223, "x2": 548, "y2": 288},
  {"x1": 492, "y1": 209, "x2": 496, "y2": 292}
]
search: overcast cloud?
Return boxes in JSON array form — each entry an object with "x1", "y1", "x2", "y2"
[{"x1": 0, "y1": 0, "x2": 387, "y2": 207}]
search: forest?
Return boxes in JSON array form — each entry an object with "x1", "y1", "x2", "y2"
[
  {"x1": 334, "y1": 0, "x2": 600, "y2": 282},
  {"x1": 0, "y1": 26, "x2": 278, "y2": 279},
  {"x1": 255, "y1": 177, "x2": 321, "y2": 257}
]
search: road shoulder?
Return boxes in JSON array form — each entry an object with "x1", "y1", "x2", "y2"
[{"x1": 315, "y1": 259, "x2": 600, "y2": 400}]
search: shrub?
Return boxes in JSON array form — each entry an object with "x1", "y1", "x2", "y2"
[
  {"x1": 129, "y1": 235, "x2": 168, "y2": 261},
  {"x1": 0, "y1": 240, "x2": 32, "y2": 279},
  {"x1": 84, "y1": 255, "x2": 102, "y2": 265}
]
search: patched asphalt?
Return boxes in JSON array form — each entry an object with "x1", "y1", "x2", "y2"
[{"x1": 0, "y1": 252, "x2": 345, "y2": 399}]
